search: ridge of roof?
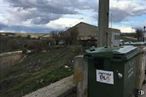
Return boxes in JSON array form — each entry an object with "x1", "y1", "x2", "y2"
[{"x1": 72, "y1": 22, "x2": 120, "y2": 31}]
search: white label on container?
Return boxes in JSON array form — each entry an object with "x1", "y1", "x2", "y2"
[{"x1": 96, "y1": 70, "x2": 114, "y2": 85}]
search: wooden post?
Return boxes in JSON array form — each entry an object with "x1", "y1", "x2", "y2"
[{"x1": 73, "y1": 55, "x2": 88, "y2": 97}]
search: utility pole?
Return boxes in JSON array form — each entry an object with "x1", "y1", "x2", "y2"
[{"x1": 98, "y1": 0, "x2": 110, "y2": 47}]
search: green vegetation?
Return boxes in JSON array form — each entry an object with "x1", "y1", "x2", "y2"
[
  {"x1": 0, "y1": 46, "x2": 81, "y2": 97},
  {"x1": 0, "y1": 36, "x2": 49, "y2": 53}
]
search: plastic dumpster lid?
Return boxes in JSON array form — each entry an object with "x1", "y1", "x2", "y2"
[
  {"x1": 112, "y1": 46, "x2": 139, "y2": 60},
  {"x1": 113, "y1": 46, "x2": 137, "y2": 54},
  {"x1": 86, "y1": 46, "x2": 137, "y2": 54},
  {"x1": 85, "y1": 46, "x2": 139, "y2": 61},
  {"x1": 124, "y1": 42, "x2": 146, "y2": 46}
]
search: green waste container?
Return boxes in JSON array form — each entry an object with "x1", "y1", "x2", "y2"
[
  {"x1": 85, "y1": 46, "x2": 139, "y2": 97},
  {"x1": 124, "y1": 42, "x2": 146, "y2": 93}
]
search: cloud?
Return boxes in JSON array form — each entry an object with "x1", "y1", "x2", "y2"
[
  {"x1": 4, "y1": 0, "x2": 99, "y2": 24},
  {"x1": 110, "y1": 8, "x2": 130, "y2": 22},
  {"x1": 1, "y1": 0, "x2": 146, "y2": 33},
  {"x1": 120, "y1": 27, "x2": 136, "y2": 33},
  {"x1": 5, "y1": 0, "x2": 81, "y2": 24},
  {"x1": 0, "y1": 23, "x2": 7, "y2": 30},
  {"x1": 46, "y1": 17, "x2": 86, "y2": 30},
  {"x1": 109, "y1": 0, "x2": 146, "y2": 22},
  {"x1": 5, "y1": 0, "x2": 146, "y2": 24},
  {"x1": 0, "y1": 22, "x2": 52, "y2": 33}
]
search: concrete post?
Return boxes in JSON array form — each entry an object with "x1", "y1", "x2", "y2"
[
  {"x1": 74, "y1": 1, "x2": 111, "y2": 97},
  {"x1": 73, "y1": 55, "x2": 88, "y2": 97},
  {"x1": 98, "y1": 0, "x2": 110, "y2": 47}
]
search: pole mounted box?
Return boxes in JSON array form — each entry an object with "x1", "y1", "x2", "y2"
[{"x1": 85, "y1": 46, "x2": 140, "y2": 97}]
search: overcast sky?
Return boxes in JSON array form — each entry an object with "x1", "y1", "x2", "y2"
[{"x1": 0, "y1": 0, "x2": 146, "y2": 33}]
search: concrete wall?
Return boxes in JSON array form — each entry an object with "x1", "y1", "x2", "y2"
[
  {"x1": 23, "y1": 75, "x2": 75, "y2": 97},
  {"x1": 136, "y1": 47, "x2": 146, "y2": 90},
  {"x1": 74, "y1": 55, "x2": 88, "y2": 97},
  {"x1": 143, "y1": 47, "x2": 146, "y2": 71},
  {"x1": 0, "y1": 51, "x2": 24, "y2": 70}
]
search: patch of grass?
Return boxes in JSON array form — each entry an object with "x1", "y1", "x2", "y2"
[
  {"x1": 0, "y1": 46, "x2": 81, "y2": 97},
  {"x1": 2, "y1": 66, "x2": 72, "y2": 97}
]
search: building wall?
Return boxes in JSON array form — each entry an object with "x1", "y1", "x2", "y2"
[
  {"x1": 144, "y1": 33, "x2": 146, "y2": 41},
  {"x1": 66, "y1": 22, "x2": 121, "y2": 47},
  {"x1": 110, "y1": 31, "x2": 121, "y2": 47}
]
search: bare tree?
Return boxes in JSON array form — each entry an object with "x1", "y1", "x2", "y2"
[{"x1": 50, "y1": 31, "x2": 60, "y2": 45}]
